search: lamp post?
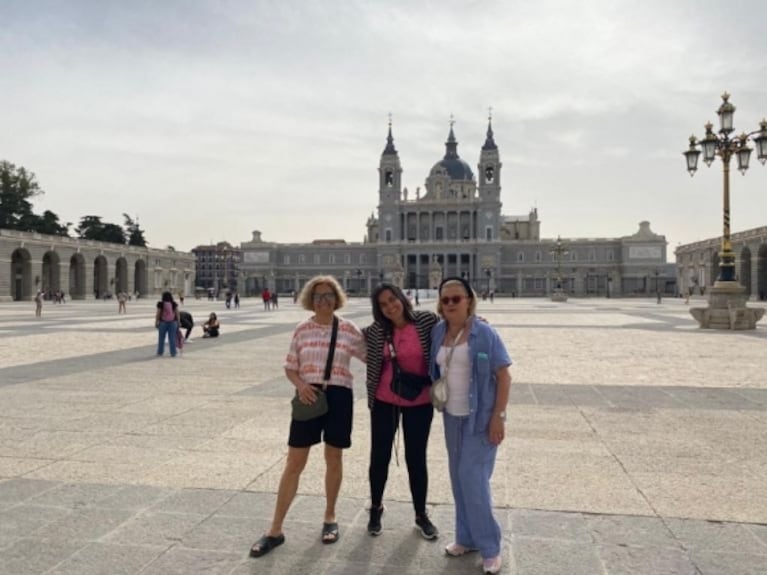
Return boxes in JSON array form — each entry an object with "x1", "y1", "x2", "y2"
[
  {"x1": 356, "y1": 268, "x2": 362, "y2": 295},
  {"x1": 549, "y1": 236, "x2": 569, "y2": 301},
  {"x1": 683, "y1": 92, "x2": 767, "y2": 329}
]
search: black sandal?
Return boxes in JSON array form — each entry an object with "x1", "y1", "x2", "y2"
[
  {"x1": 249, "y1": 534, "x2": 285, "y2": 558},
  {"x1": 321, "y1": 522, "x2": 339, "y2": 544}
]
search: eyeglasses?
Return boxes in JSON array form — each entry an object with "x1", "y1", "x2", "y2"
[
  {"x1": 312, "y1": 292, "x2": 337, "y2": 303},
  {"x1": 440, "y1": 295, "x2": 465, "y2": 306}
]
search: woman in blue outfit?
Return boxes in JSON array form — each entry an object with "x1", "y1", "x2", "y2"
[{"x1": 429, "y1": 277, "x2": 511, "y2": 575}]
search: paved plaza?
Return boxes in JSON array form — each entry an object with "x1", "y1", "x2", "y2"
[{"x1": 0, "y1": 295, "x2": 766, "y2": 574}]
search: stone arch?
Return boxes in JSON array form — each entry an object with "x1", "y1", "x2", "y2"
[
  {"x1": 11, "y1": 248, "x2": 32, "y2": 301},
  {"x1": 42, "y1": 251, "x2": 61, "y2": 293},
  {"x1": 758, "y1": 244, "x2": 767, "y2": 301},
  {"x1": 115, "y1": 257, "x2": 129, "y2": 294},
  {"x1": 739, "y1": 246, "x2": 752, "y2": 297},
  {"x1": 69, "y1": 253, "x2": 86, "y2": 299},
  {"x1": 134, "y1": 259, "x2": 148, "y2": 297},
  {"x1": 710, "y1": 251, "x2": 720, "y2": 285},
  {"x1": 93, "y1": 255, "x2": 108, "y2": 298}
]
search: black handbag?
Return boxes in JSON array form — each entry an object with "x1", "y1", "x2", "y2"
[
  {"x1": 387, "y1": 335, "x2": 431, "y2": 401},
  {"x1": 291, "y1": 317, "x2": 338, "y2": 421}
]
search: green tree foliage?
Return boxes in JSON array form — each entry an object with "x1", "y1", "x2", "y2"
[
  {"x1": 0, "y1": 160, "x2": 45, "y2": 230},
  {"x1": 123, "y1": 213, "x2": 147, "y2": 247},
  {"x1": 21, "y1": 210, "x2": 70, "y2": 236},
  {"x1": 76, "y1": 215, "x2": 126, "y2": 244}
]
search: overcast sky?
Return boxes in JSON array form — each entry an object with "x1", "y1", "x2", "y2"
[{"x1": 2, "y1": 0, "x2": 766, "y2": 256}]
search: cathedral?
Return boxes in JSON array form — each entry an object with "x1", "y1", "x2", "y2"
[{"x1": 239, "y1": 118, "x2": 671, "y2": 297}]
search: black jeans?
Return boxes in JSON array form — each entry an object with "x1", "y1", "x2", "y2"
[{"x1": 369, "y1": 399, "x2": 434, "y2": 515}]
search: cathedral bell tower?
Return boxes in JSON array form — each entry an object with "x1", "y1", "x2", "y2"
[
  {"x1": 378, "y1": 118, "x2": 402, "y2": 244},
  {"x1": 477, "y1": 113, "x2": 503, "y2": 241}
]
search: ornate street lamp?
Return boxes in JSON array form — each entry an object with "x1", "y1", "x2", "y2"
[
  {"x1": 683, "y1": 92, "x2": 766, "y2": 329},
  {"x1": 683, "y1": 93, "x2": 766, "y2": 283}
]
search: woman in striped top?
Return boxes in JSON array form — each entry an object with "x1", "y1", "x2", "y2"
[
  {"x1": 250, "y1": 276, "x2": 366, "y2": 558},
  {"x1": 364, "y1": 283, "x2": 439, "y2": 540}
]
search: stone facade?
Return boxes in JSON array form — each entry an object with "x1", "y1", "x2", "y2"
[
  {"x1": 675, "y1": 225, "x2": 767, "y2": 300},
  {"x1": 0, "y1": 229, "x2": 195, "y2": 302},
  {"x1": 240, "y1": 120, "x2": 673, "y2": 297}
]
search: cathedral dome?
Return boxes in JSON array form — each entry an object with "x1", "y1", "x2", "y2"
[
  {"x1": 430, "y1": 157, "x2": 474, "y2": 181},
  {"x1": 430, "y1": 124, "x2": 475, "y2": 182}
]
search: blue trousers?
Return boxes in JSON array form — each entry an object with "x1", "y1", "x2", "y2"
[
  {"x1": 443, "y1": 412, "x2": 501, "y2": 558},
  {"x1": 157, "y1": 320, "x2": 178, "y2": 356}
]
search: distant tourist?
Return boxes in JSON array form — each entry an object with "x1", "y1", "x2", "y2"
[
  {"x1": 271, "y1": 291, "x2": 279, "y2": 309},
  {"x1": 155, "y1": 291, "x2": 180, "y2": 357},
  {"x1": 117, "y1": 292, "x2": 128, "y2": 314},
  {"x1": 34, "y1": 290, "x2": 43, "y2": 317},
  {"x1": 179, "y1": 311, "x2": 194, "y2": 341},
  {"x1": 234, "y1": 292, "x2": 240, "y2": 309},
  {"x1": 203, "y1": 312, "x2": 220, "y2": 338},
  {"x1": 262, "y1": 288, "x2": 271, "y2": 311}
]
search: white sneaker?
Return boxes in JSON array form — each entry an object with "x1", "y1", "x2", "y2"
[{"x1": 483, "y1": 556, "x2": 502, "y2": 574}]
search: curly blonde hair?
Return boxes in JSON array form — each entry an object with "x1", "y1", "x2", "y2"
[{"x1": 299, "y1": 275, "x2": 347, "y2": 311}]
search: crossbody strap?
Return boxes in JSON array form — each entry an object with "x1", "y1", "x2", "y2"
[
  {"x1": 385, "y1": 332, "x2": 400, "y2": 370},
  {"x1": 440, "y1": 326, "x2": 465, "y2": 378},
  {"x1": 322, "y1": 316, "x2": 339, "y2": 389}
]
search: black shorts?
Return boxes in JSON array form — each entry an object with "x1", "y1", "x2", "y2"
[{"x1": 288, "y1": 385, "x2": 353, "y2": 449}]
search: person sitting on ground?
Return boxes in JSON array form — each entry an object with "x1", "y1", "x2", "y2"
[{"x1": 203, "y1": 312, "x2": 220, "y2": 338}]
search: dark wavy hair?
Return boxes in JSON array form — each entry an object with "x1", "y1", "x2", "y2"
[
  {"x1": 161, "y1": 291, "x2": 174, "y2": 303},
  {"x1": 370, "y1": 282, "x2": 416, "y2": 331}
]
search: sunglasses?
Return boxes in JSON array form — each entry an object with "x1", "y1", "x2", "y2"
[
  {"x1": 440, "y1": 295, "x2": 465, "y2": 305},
  {"x1": 312, "y1": 292, "x2": 337, "y2": 302}
]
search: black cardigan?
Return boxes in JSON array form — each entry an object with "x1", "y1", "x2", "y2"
[{"x1": 364, "y1": 310, "x2": 439, "y2": 409}]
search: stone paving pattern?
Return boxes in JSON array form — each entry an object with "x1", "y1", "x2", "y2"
[{"x1": 0, "y1": 296, "x2": 766, "y2": 574}]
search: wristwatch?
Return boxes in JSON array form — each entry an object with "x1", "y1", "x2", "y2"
[{"x1": 495, "y1": 410, "x2": 507, "y2": 421}]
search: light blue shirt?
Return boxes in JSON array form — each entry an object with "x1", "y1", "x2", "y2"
[{"x1": 430, "y1": 317, "x2": 512, "y2": 435}]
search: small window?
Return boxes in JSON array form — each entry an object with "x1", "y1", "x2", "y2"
[
  {"x1": 485, "y1": 227, "x2": 492, "y2": 241},
  {"x1": 607, "y1": 251, "x2": 614, "y2": 262},
  {"x1": 298, "y1": 255, "x2": 305, "y2": 264},
  {"x1": 517, "y1": 252, "x2": 525, "y2": 262},
  {"x1": 385, "y1": 229, "x2": 392, "y2": 242},
  {"x1": 535, "y1": 251, "x2": 542, "y2": 262},
  {"x1": 360, "y1": 254, "x2": 367, "y2": 264},
  {"x1": 344, "y1": 254, "x2": 351, "y2": 264},
  {"x1": 570, "y1": 251, "x2": 578, "y2": 261},
  {"x1": 313, "y1": 254, "x2": 320, "y2": 264},
  {"x1": 329, "y1": 254, "x2": 335, "y2": 264},
  {"x1": 283, "y1": 255, "x2": 290, "y2": 264},
  {"x1": 589, "y1": 250, "x2": 596, "y2": 261}
]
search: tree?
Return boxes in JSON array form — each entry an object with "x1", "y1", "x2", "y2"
[
  {"x1": 0, "y1": 160, "x2": 43, "y2": 230},
  {"x1": 20, "y1": 210, "x2": 70, "y2": 236},
  {"x1": 76, "y1": 215, "x2": 126, "y2": 244},
  {"x1": 123, "y1": 213, "x2": 147, "y2": 247}
]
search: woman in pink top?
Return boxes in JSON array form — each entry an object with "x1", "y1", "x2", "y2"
[
  {"x1": 250, "y1": 275, "x2": 365, "y2": 558},
  {"x1": 363, "y1": 283, "x2": 439, "y2": 540}
]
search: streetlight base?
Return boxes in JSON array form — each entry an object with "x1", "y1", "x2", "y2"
[
  {"x1": 689, "y1": 281, "x2": 765, "y2": 330},
  {"x1": 551, "y1": 289, "x2": 569, "y2": 302}
]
